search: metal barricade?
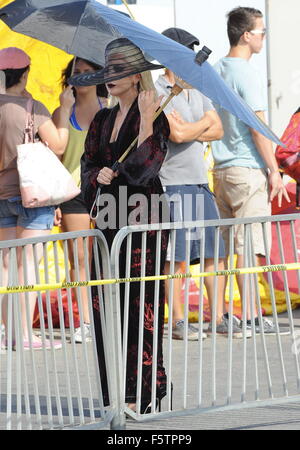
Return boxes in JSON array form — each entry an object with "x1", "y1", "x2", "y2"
[
  {"x1": 2, "y1": 213, "x2": 300, "y2": 430},
  {"x1": 110, "y1": 213, "x2": 300, "y2": 425},
  {"x1": 0, "y1": 229, "x2": 117, "y2": 430}
]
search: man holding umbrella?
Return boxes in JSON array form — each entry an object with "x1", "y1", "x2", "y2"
[{"x1": 156, "y1": 28, "x2": 244, "y2": 340}]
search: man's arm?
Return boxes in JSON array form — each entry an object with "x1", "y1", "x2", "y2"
[
  {"x1": 167, "y1": 109, "x2": 223, "y2": 144},
  {"x1": 251, "y1": 110, "x2": 290, "y2": 206},
  {"x1": 196, "y1": 110, "x2": 224, "y2": 142}
]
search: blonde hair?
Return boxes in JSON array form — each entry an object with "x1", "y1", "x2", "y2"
[{"x1": 108, "y1": 70, "x2": 158, "y2": 108}]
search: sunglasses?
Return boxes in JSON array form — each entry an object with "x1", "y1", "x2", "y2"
[{"x1": 249, "y1": 28, "x2": 267, "y2": 35}]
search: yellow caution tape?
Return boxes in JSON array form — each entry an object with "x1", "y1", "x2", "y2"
[{"x1": 1, "y1": 262, "x2": 300, "y2": 295}]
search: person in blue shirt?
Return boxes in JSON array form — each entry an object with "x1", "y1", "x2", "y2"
[{"x1": 211, "y1": 7, "x2": 290, "y2": 334}]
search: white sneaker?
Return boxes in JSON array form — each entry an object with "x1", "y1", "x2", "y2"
[
  {"x1": 172, "y1": 320, "x2": 207, "y2": 341},
  {"x1": 245, "y1": 317, "x2": 290, "y2": 335},
  {"x1": 74, "y1": 323, "x2": 92, "y2": 343},
  {"x1": 0, "y1": 324, "x2": 5, "y2": 352},
  {"x1": 214, "y1": 314, "x2": 252, "y2": 339},
  {"x1": 1, "y1": 324, "x2": 5, "y2": 354}
]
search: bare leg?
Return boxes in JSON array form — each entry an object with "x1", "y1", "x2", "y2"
[
  {"x1": 17, "y1": 227, "x2": 51, "y2": 340},
  {"x1": 165, "y1": 259, "x2": 226, "y2": 324},
  {"x1": 61, "y1": 213, "x2": 91, "y2": 324},
  {"x1": 164, "y1": 261, "x2": 184, "y2": 325},
  {"x1": 0, "y1": 227, "x2": 17, "y2": 339},
  {"x1": 236, "y1": 254, "x2": 259, "y2": 320},
  {"x1": 204, "y1": 258, "x2": 226, "y2": 323},
  {"x1": 0, "y1": 226, "x2": 50, "y2": 341}
]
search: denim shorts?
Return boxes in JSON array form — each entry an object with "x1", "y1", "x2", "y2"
[
  {"x1": 165, "y1": 184, "x2": 225, "y2": 263},
  {"x1": 0, "y1": 196, "x2": 55, "y2": 230}
]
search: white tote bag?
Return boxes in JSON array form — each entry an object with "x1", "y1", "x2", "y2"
[{"x1": 17, "y1": 98, "x2": 80, "y2": 208}]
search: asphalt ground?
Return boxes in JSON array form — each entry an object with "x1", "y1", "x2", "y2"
[{"x1": 1, "y1": 309, "x2": 300, "y2": 431}]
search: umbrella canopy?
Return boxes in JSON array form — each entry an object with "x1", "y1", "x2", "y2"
[
  {"x1": 0, "y1": 0, "x2": 282, "y2": 145},
  {"x1": 0, "y1": 1, "x2": 73, "y2": 112},
  {"x1": 0, "y1": 0, "x2": 121, "y2": 65}
]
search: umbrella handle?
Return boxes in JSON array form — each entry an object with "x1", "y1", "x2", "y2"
[
  {"x1": 90, "y1": 187, "x2": 101, "y2": 220},
  {"x1": 90, "y1": 161, "x2": 121, "y2": 220}
]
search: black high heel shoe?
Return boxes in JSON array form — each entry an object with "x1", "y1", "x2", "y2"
[
  {"x1": 140, "y1": 382, "x2": 173, "y2": 414},
  {"x1": 140, "y1": 398, "x2": 161, "y2": 414}
]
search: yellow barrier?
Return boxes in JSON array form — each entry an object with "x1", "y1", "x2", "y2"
[{"x1": 2, "y1": 261, "x2": 300, "y2": 295}]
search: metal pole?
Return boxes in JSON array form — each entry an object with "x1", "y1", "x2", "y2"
[
  {"x1": 173, "y1": 0, "x2": 177, "y2": 27},
  {"x1": 265, "y1": 0, "x2": 272, "y2": 127},
  {"x1": 121, "y1": 0, "x2": 135, "y2": 20}
]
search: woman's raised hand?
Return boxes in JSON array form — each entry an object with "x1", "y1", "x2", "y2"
[
  {"x1": 138, "y1": 90, "x2": 163, "y2": 121},
  {"x1": 59, "y1": 85, "x2": 75, "y2": 112}
]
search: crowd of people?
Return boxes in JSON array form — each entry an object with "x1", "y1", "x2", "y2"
[{"x1": 0, "y1": 6, "x2": 294, "y2": 411}]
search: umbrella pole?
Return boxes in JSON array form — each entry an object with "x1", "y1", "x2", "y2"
[
  {"x1": 121, "y1": 0, "x2": 136, "y2": 20},
  {"x1": 70, "y1": 56, "x2": 77, "y2": 76}
]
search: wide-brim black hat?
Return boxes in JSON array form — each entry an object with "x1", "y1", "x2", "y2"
[
  {"x1": 69, "y1": 38, "x2": 164, "y2": 87},
  {"x1": 162, "y1": 27, "x2": 199, "y2": 48}
]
